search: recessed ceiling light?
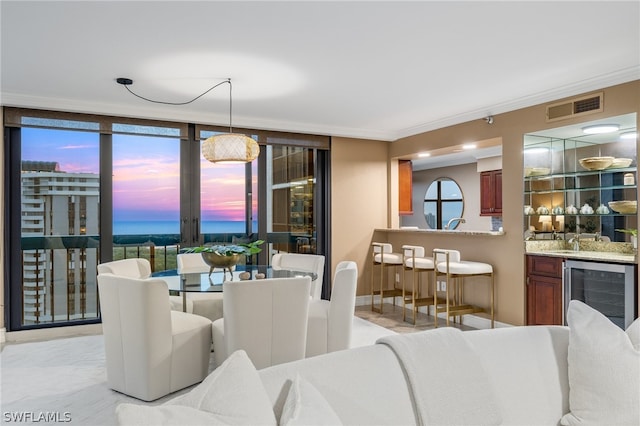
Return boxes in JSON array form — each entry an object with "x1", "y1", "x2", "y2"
[
  {"x1": 582, "y1": 124, "x2": 619, "y2": 134},
  {"x1": 462, "y1": 143, "x2": 477, "y2": 150},
  {"x1": 620, "y1": 131, "x2": 638, "y2": 140},
  {"x1": 418, "y1": 152, "x2": 431, "y2": 158}
]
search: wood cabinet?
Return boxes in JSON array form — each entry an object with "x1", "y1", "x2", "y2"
[
  {"x1": 480, "y1": 169, "x2": 502, "y2": 216},
  {"x1": 526, "y1": 255, "x2": 563, "y2": 325},
  {"x1": 399, "y1": 160, "x2": 413, "y2": 215}
]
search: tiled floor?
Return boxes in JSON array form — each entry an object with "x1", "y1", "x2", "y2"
[{"x1": 355, "y1": 303, "x2": 475, "y2": 333}]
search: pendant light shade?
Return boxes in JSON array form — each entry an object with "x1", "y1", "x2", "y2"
[{"x1": 202, "y1": 133, "x2": 260, "y2": 163}]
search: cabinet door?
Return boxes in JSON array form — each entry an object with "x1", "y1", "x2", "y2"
[
  {"x1": 527, "y1": 274, "x2": 563, "y2": 325},
  {"x1": 528, "y1": 254, "x2": 563, "y2": 277},
  {"x1": 494, "y1": 170, "x2": 502, "y2": 214},
  {"x1": 480, "y1": 170, "x2": 502, "y2": 216},
  {"x1": 399, "y1": 160, "x2": 413, "y2": 215},
  {"x1": 526, "y1": 255, "x2": 564, "y2": 325}
]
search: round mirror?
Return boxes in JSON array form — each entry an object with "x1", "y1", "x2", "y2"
[{"x1": 424, "y1": 178, "x2": 464, "y2": 229}]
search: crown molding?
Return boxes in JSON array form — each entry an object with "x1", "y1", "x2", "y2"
[
  {"x1": 396, "y1": 66, "x2": 640, "y2": 140},
  {"x1": 3, "y1": 67, "x2": 638, "y2": 143}
]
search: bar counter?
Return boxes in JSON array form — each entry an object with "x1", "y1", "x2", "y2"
[{"x1": 375, "y1": 228, "x2": 505, "y2": 237}]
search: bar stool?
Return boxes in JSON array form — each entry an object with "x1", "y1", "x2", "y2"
[
  {"x1": 402, "y1": 245, "x2": 443, "y2": 324},
  {"x1": 371, "y1": 242, "x2": 404, "y2": 313},
  {"x1": 433, "y1": 248, "x2": 494, "y2": 328}
]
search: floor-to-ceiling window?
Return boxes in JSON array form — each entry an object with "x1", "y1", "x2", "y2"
[
  {"x1": 4, "y1": 108, "x2": 330, "y2": 331},
  {"x1": 109, "y1": 124, "x2": 184, "y2": 271},
  {"x1": 7, "y1": 117, "x2": 101, "y2": 327}
]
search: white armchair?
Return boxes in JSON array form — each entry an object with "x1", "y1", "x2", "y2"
[
  {"x1": 97, "y1": 258, "x2": 193, "y2": 313},
  {"x1": 211, "y1": 276, "x2": 311, "y2": 370},
  {"x1": 177, "y1": 253, "x2": 224, "y2": 322},
  {"x1": 97, "y1": 258, "x2": 151, "y2": 278},
  {"x1": 305, "y1": 260, "x2": 358, "y2": 357},
  {"x1": 97, "y1": 273, "x2": 212, "y2": 401},
  {"x1": 271, "y1": 253, "x2": 325, "y2": 300}
]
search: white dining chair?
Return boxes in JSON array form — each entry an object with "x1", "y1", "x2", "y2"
[
  {"x1": 211, "y1": 276, "x2": 311, "y2": 369},
  {"x1": 97, "y1": 258, "x2": 194, "y2": 314},
  {"x1": 97, "y1": 258, "x2": 151, "y2": 278},
  {"x1": 97, "y1": 273, "x2": 212, "y2": 401},
  {"x1": 305, "y1": 260, "x2": 358, "y2": 357},
  {"x1": 271, "y1": 253, "x2": 325, "y2": 300}
]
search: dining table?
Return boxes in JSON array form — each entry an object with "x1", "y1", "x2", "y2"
[{"x1": 152, "y1": 264, "x2": 318, "y2": 311}]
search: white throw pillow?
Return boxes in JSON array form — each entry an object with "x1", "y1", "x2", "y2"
[
  {"x1": 560, "y1": 300, "x2": 640, "y2": 425},
  {"x1": 280, "y1": 374, "x2": 342, "y2": 426},
  {"x1": 117, "y1": 350, "x2": 276, "y2": 426}
]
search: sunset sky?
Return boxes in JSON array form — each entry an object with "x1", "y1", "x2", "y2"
[{"x1": 21, "y1": 127, "x2": 254, "y2": 223}]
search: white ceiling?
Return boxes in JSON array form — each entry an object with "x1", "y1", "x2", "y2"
[{"x1": 1, "y1": 1, "x2": 639, "y2": 143}]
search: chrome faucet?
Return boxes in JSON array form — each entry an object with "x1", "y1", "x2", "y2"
[
  {"x1": 568, "y1": 235, "x2": 580, "y2": 251},
  {"x1": 594, "y1": 232, "x2": 602, "y2": 242},
  {"x1": 444, "y1": 217, "x2": 465, "y2": 230}
]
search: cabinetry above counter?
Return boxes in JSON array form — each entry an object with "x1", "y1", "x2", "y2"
[{"x1": 376, "y1": 228, "x2": 505, "y2": 236}]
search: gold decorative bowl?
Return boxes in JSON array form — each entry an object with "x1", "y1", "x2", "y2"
[
  {"x1": 579, "y1": 156, "x2": 615, "y2": 171},
  {"x1": 607, "y1": 200, "x2": 637, "y2": 214},
  {"x1": 608, "y1": 158, "x2": 633, "y2": 168},
  {"x1": 201, "y1": 252, "x2": 241, "y2": 276}
]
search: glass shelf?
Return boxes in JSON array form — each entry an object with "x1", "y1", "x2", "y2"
[{"x1": 523, "y1": 123, "x2": 637, "y2": 241}]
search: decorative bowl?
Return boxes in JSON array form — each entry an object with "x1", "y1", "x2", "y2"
[
  {"x1": 524, "y1": 167, "x2": 550, "y2": 177},
  {"x1": 578, "y1": 156, "x2": 615, "y2": 171},
  {"x1": 201, "y1": 252, "x2": 241, "y2": 276},
  {"x1": 608, "y1": 158, "x2": 633, "y2": 169},
  {"x1": 607, "y1": 200, "x2": 637, "y2": 214},
  {"x1": 201, "y1": 252, "x2": 240, "y2": 268}
]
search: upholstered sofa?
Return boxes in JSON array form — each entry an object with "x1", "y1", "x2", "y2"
[{"x1": 116, "y1": 301, "x2": 639, "y2": 425}]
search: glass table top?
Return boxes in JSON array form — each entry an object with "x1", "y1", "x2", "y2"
[{"x1": 152, "y1": 264, "x2": 317, "y2": 292}]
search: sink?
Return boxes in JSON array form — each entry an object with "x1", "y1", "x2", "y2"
[{"x1": 547, "y1": 250, "x2": 580, "y2": 254}]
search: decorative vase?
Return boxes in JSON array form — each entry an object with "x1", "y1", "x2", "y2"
[{"x1": 201, "y1": 252, "x2": 241, "y2": 277}]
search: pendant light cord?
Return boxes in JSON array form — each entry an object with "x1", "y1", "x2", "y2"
[
  {"x1": 118, "y1": 77, "x2": 231, "y2": 107},
  {"x1": 227, "y1": 78, "x2": 233, "y2": 133}
]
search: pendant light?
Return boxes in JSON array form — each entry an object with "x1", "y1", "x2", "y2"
[
  {"x1": 201, "y1": 79, "x2": 259, "y2": 163},
  {"x1": 116, "y1": 77, "x2": 259, "y2": 163}
]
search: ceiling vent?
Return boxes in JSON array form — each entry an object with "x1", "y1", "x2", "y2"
[{"x1": 546, "y1": 92, "x2": 603, "y2": 122}]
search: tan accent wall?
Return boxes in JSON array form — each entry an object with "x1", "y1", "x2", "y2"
[{"x1": 330, "y1": 137, "x2": 389, "y2": 293}]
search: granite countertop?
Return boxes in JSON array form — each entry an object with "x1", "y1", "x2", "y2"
[
  {"x1": 525, "y1": 240, "x2": 637, "y2": 264},
  {"x1": 376, "y1": 228, "x2": 505, "y2": 236}
]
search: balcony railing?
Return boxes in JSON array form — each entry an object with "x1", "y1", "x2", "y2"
[{"x1": 17, "y1": 231, "x2": 315, "y2": 327}]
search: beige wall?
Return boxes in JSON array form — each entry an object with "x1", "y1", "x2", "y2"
[{"x1": 330, "y1": 137, "x2": 390, "y2": 292}]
